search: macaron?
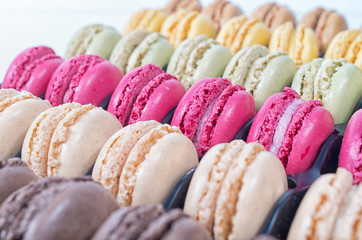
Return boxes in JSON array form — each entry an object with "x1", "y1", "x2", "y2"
[
  {"x1": 45, "y1": 54, "x2": 123, "y2": 107},
  {"x1": 291, "y1": 58, "x2": 362, "y2": 124},
  {"x1": 184, "y1": 140, "x2": 287, "y2": 240},
  {"x1": 167, "y1": 36, "x2": 232, "y2": 89},
  {"x1": 171, "y1": 77, "x2": 255, "y2": 156},
  {"x1": 338, "y1": 110, "x2": 362, "y2": 184},
  {"x1": 65, "y1": 24, "x2": 121, "y2": 60},
  {"x1": 92, "y1": 204, "x2": 212, "y2": 240},
  {"x1": 202, "y1": 0, "x2": 243, "y2": 32},
  {"x1": 0, "y1": 158, "x2": 37, "y2": 205},
  {"x1": 2, "y1": 46, "x2": 63, "y2": 97},
  {"x1": 251, "y1": 2, "x2": 296, "y2": 32},
  {"x1": 22, "y1": 102, "x2": 122, "y2": 177},
  {"x1": 110, "y1": 30, "x2": 174, "y2": 74},
  {"x1": 269, "y1": 21, "x2": 319, "y2": 67},
  {"x1": 299, "y1": 8, "x2": 347, "y2": 53},
  {"x1": 92, "y1": 121, "x2": 198, "y2": 206},
  {"x1": 325, "y1": 29, "x2": 362, "y2": 70},
  {"x1": 287, "y1": 168, "x2": 361, "y2": 240},
  {"x1": 0, "y1": 176, "x2": 118, "y2": 240},
  {"x1": 247, "y1": 87, "x2": 334, "y2": 175},
  {"x1": 164, "y1": 0, "x2": 202, "y2": 14},
  {"x1": 223, "y1": 45, "x2": 297, "y2": 109},
  {"x1": 0, "y1": 89, "x2": 51, "y2": 159},
  {"x1": 217, "y1": 15, "x2": 271, "y2": 54},
  {"x1": 161, "y1": 10, "x2": 217, "y2": 47},
  {"x1": 123, "y1": 9, "x2": 167, "y2": 35},
  {"x1": 107, "y1": 64, "x2": 185, "y2": 126}
]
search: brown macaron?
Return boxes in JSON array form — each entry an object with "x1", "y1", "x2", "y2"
[
  {"x1": 251, "y1": 2, "x2": 296, "y2": 32},
  {"x1": 299, "y1": 7, "x2": 347, "y2": 53},
  {"x1": 164, "y1": 0, "x2": 202, "y2": 15}
]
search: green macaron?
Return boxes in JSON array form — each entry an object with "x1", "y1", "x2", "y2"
[
  {"x1": 65, "y1": 24, "x2": 121, "y2": 60},
  {"x1": 167, "y1": 36, "x2": 232, "y2": 89},
  {"x1": 292, "y1": 58, "x2": 362, "y2": 124},
  {"x1": 110, "y1": 30, "x2": 174, "y2": 74}
]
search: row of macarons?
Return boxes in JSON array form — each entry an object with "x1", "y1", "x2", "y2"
[
  {"x1": 0, "y1": 104, "x2": 360, "y2": 239},
  {"x1": 123, "y1": 0, "x2": 354, "y2": 56},
  {"x1": 2, "y1": 42, "x2": 362, "y2": 126}
]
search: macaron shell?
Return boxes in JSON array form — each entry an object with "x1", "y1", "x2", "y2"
[
  {"x1": 132, "y1": 132, "x2": 198, "y2": 205},
  {"x1": 169, "y1": 11, "x2": 199, "y2": 47},
  {"x1": 269, "y1": 21, "x2": 294, "y2": 53},
  {"x1": 86, "y1": 28, "x2": 121, "y2": 59},
  {"x1": 325, "y1": 29, "x2": 361, "y2": 60},
  {"x1": 239, "y1": 22, "x2": 270, "y2": 48},
  {"x1": 320, "y1": 62, "x2": 362, "y2": 124},
  {"x1": 266, "y1": 5, "x2": 296, "y2": 33},
  {"x1": 187, "y1": 13, "x2": 217, "y2": 40},
  {"x1": 92, "y1": 121, "x2": 160, "y2": 198},
  {"x1": 0, "y1": 97, "x2": 51, "y2": 159},
  {"x1": 183, "y1": 43, "x2": 232, "y2": 89},
  {"x1": 246, "y1": 53, "x2": 297, "y2": 109},
  {"x1": 67, "y1": 60, "x2": 123, "y2": 106},
  {"x1": 216, "y1": 15, "x2": 248, "y2": 52},
  {"x1": 24, "y1": 181, "x2": 118, "y2": 240},
  {"x1": 22, "y1": 103, "x2": 81, "y2": 177},
  {"x1": 338, "y1": 110, "x2": 362, "y2": 184},
  {"x1": 161, "y1": 11, "x2": 189, "y2": 42},
  {"x1": 47, "y1": 107, "x2": 122, "y2": 177},
  {"x1": 213, "y1": 145, "x2": 287, "y2": 240},
  {"x1": 131, "y1": 79, "x2": 185, "y2": 123},
  {"x1": 334, "y1": 184, "x2": 362, "y2": 239},
  {"x1": 287, "y1": 168, "x2": 353, "y2": 240},
  {"x1": 285, "y1": 105, "x2": 334, "y2": 174},
  {"x1": 345, "y1": 33, "x2": 362, "y2": 69}
]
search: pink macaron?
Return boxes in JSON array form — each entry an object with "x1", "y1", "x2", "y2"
[
  {"x1": 45, "y1": 54, "x2": 123, "y2": 107},
  {"x1": 107, "y1": 64, "x2": 186, "y2": 126},
  {"x1": 338, "y1": 109, "x2": 362, "y2": 184},
  {"x1": 247, "y1": 87, "x2": 334, "y2": 175},
  {"x1": 171, "y1": 77, "x2": 256, "y2": 157},
  {"x1": 2, "y1": 46, "x2": 63, "y2": 97}
]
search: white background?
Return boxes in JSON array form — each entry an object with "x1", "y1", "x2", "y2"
[{"x1": 0, "y1": 0, "x2": 361, "y2": 82}]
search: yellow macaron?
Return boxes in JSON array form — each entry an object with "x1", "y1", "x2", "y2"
[{"x1": 123, "y1": 9, "x2": 167, "y2": 35}]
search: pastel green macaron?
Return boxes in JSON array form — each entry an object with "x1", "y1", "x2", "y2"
[
  {"x1": 65, "y1": 24, "x2": 121, "y2": 59},
  {"x1": 110, "y1": 30, "x2": 174, "y2": 74},
  {"x1": 292, "y1": 58, "x2": 362, "y2": 124},
  {"x1": 167, "y1": 35, "x2": 232, "y2": 89},
  {"x1": 224, "y1": 45, "x2": 297, "y2": 109}
]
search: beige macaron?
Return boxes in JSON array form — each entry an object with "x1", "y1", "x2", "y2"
[
  {"x1": 288, "y1": 168, "x2": 362, "y2": 240},
  {"x1": 22, "y1": 102, "x2": 122, "y2": 177},
  {"x1": 0, "y1": 89, "x2": 51, "y2": 160},
  {"x1": 184, "y1": 140, "x2": 287, "y2": 240},
  {"x1": 92, "y1": 120, "x2": 198, "y2": 206}
]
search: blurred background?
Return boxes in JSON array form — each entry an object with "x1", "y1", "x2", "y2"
[{"x1": 0, "y1": 0, "x2": 361, "y2": 82}]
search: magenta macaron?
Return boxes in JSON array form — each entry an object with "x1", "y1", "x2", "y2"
[
  {"x1": 45, "y1": 54, "x2": 123, "y2": 107},
  {"x1": 338, "y1": 109, "x2": 362, "y2": 184},
  {"x1": 247, "y1": 87, "x2": 334, "y2": 175},
  {"x1": 107, "y1": 63, "x2": 186, "y2": 126},
  {"x1": 171, "y1": 77, "x2": 256, "y2": 157},
  {"x1": 2, "y1": 46, "x2": 63, "y2": 97}
]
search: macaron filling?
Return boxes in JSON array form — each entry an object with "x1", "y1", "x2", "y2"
[
  {"x1": 128, "y1": 73, "x2": 176, "y2": 124},
  {"x1": 269, "y1": 98, "x2": 304, "y2": 155}
]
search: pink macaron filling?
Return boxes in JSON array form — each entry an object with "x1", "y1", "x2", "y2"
[
  {"x1": 128, "y1": 73, "x2": 183, "y2": 124},
  {"x1": 46, "y1": 55, "x2": 104, "y2": 106},
  {"x1": 108, "y1": 64, "x2": 163, "y2": 125}
]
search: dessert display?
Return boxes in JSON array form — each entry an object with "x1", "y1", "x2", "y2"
[
  {"x1": 251, "y1": 2, "x2": 296, "y2": 32},
  {"x1": 0, "y1": 0, "x2": 361, "y2": 239},
  {"x1": 269, "y1": 22, "x2": 319, "y2": 66},
  {"x1": 167, "y1": 35, "x2": 232, "y2": 89},
  {"x1": 107, "y1": 64, "x2": 185, "y2": 126},
  {"x1": 110, "y1": 30, "x2": 174, "y2": 74},
  {"x1": 292, "y1": 58, "x2": 362, "y2": 124}
]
